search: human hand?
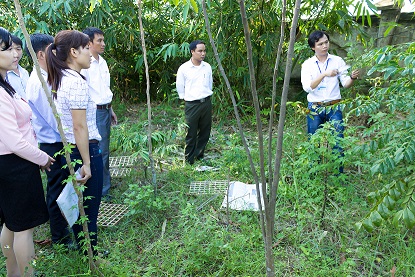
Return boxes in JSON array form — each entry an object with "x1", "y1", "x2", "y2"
[
  {"x1": 350, "y1": 69, "x2": 360, "y2": 80},
  {"x1": 78, "y1": 164, "x2": 92, "y2": 183},
  {"x1": 111, "y1": 109, "x2": 118, "y2": 126},
  {"x1": 40, "y1": 156, "x2": 55, "y2": 172},
  {"x1": 325, "y1": 69, "x2": 338, "y2": 77}
]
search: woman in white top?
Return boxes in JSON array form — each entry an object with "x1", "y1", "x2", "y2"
[{"x1": 46, "y1": 30, "x2": 103, "y2": 255}]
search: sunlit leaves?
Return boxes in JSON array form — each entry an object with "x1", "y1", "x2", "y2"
[{"x1": 356, "y1": 178, "x2": 415, "y2": 232}]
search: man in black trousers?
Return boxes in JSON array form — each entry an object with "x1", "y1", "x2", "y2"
[{"x1": 176, "y1": 40, "x2": 213, "y2": 164}]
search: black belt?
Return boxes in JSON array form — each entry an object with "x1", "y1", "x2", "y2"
[
  {"x1": 186, "y1": 96, "x2": 211, "y2": 103},
  {"x1": 97, "y1": 103, "x2": 112, "y2": 109},
  {"x1": 70, "y1": 139, "x2": 99, "y2": 146}
]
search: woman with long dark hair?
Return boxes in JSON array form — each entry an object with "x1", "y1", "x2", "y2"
[
  {"x1": 0, "y1": 27, "x2": 53, "y2": 277},
  {"x1": 45, "y1": 30, "x2": 103, "y2": 255}
]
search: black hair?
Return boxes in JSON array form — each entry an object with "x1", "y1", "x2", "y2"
[
  {"x1": 82, "y1": 27, "x2": 104, "y2": 42},
  {"x1": 25, "y1": 33, "x2": 54, "y2": 59},
  {"x1": 308, "y1": 30, "x2": 329, "y2": 48},
  {"x1": 46, "y1": 30, "x2": 89, "y2": 96},
  {"x1": 0, "y1": 27, "x2": 16, "y2": 97},
  {"x1": 11, "y1": 34, "x2": 23, "y2": 47},
  {"x1": 189, "y1": 40, "x2": 205, "y2": 54}
]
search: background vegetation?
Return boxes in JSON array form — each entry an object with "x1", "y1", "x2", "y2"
[{"x1": 1, "y1": 0, "x2": 415, "y2": 276}]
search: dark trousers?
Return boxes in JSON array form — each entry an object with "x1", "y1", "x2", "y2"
[
  {"x1": 184, "y1": 98, "x2": 212, "y2": 164},
  {"x1": 96, "y1": 108, "x2": 111, "y2": 196},
  {"x1": 61, "y1": 142, "x2": 103, "y2": 254},
  {"x1": 40, "y1": 142, "x2": 71, "y2": 244}
]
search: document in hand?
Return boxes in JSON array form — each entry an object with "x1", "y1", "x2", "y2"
[{"x1": 56, "y1": 169, "x2": 80, "y2": 227}]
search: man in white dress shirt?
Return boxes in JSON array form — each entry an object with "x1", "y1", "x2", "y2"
[
  {"x1": 25, "y1": 33, "x2": 73, "y2": 245},
  {"x1": 81, "y1": 27, "x2": 117, "y2": 199},
  {"x1": 176, "y1": 40, "x2": 213, "y2": 165},
  {"x1": 301, "y1": 30, "x2": 360, "y2": 172}
]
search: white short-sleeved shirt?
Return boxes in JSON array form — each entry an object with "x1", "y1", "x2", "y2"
[
  {"x1": 301, "y1": 53, "x2": 351, "y2": 103},
  {"x1": 55, "y1": 69, "x2": 101, "y2": 144}
]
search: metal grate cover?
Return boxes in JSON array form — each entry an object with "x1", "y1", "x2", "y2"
[
  {"x1": 189, "y1": 180, "x2": 230, "y2": 195},
  {"x1": 109, "y1": 156, "x2": 137, "y2": 168},
  {"x1": 109, "y1": 156, "x2": 137, "y2": 178},
  {"x1": 98, "y1": 202, "x2": 129, "y2": 227},
  {"x1": 110, "y1": 167, "x2": 132, "y2": 178}
]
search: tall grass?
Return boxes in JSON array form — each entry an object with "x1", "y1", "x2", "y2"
[{"x1": 25, "y1": 102, "x2": 415, "y2": 277}]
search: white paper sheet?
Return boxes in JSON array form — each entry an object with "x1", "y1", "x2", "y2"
[
  {"x1": 221, "y1": 181, "x2": 265, "y2": 211},
  {"x1": 56, "y1": 169, "x2": 80, "y2": 227}
]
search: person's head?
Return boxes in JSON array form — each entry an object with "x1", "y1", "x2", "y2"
[
  {"x1": 26, "y1": 33, "x2": 54, "y2": 70},
  {"x1": 46, "y1": 30, "x2": 90, "y2": 93},
  {"x1": 11, "y1": 35, "x2": 24, "y2": 62},
  {"x1": 308, "y1": 30, "x2": 330, "y2": 55},
  {"x1": 189, "y1": 40, "x2": 206, "y2": 65},
  {"x1": 82, "y1": 27, "x2": 105, "y2": 58},
  {"x1": 25, "y1": 33, "x2": 54, "y2": 58},
  {"x1": 0, "y1": 27, "x2": 17, "y2": 96}
]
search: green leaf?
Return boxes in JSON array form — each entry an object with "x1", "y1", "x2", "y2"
[
  {"x1": 392, "y1": 210, "x2": 403, "y2": 227},
  {"x1": 407, "y1": 83, "x2": 415, "y2": 91},
  {"x1": 404, "y1": 55, "x2": 414, "y2": 66},
  {"x1": 389, "y1": 188, "x2": 401, "y2": 201},
  {"x1": 408, "y1": 200, "x2": 415, "y2": 214},
  {"x1": 384, "y1": 66, "x2": 397, "y2": 79},
  {"x1": 403, "y1": 208, "x2": 415, "y2": 229},
  {"x1": 370, "y1": 211, "x2": 383, "y2": 227},
  {"x1": 362, "y1": 218, "x2": 374, "y2": 232},
  {"x1": 190, "y1": 0, "x2": 198, "y2": 13},
  {"x1": 183, "y1": 3, "x2": 190, "y2": 22},
  {"x1": 366, "y1": 0, "x2": 378, "y2": 11},
  {"x1": 393, "y1": 147, "x2": 405, "y2": 164},
  {"x1": 384, "y1": 195, "x2": 396, "y2": 210},
  {"x1": 367, "y1": 66, "x2": 378, "y2": 76},
  {"x1": 377, "y1": 203, "x2": 391, "y2": 219},
  {"x1": 384, "y1": 24, "x2": 397, "y2": 37},
  {"x1": 89, "y1": 0, "x2": 97, "y2": 13}
]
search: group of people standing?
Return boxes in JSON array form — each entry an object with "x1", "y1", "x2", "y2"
[
  {"x1": 176, "y1": 32, "x2": 360, "y2": 167},
  {"x1": 0, "y1": 26, "x2": 116, "y2": 276},
  {"x1": 0, "y1": 27, "x2": 359, "y2": 276}
]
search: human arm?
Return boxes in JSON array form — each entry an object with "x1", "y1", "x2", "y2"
[
  {"x1": 40, "y1": 156, "x2": 55, "y2": 171},
  {"x1": 111, "y1": 108, "x2": 118, "y2": 125},
  {"x1": 208, "y1": 65, "x2": 213, "y2": 90},
  {"x1": 0, "y1": 90, "x2": 50, "y2": 166},
  {"x1": 176, "y1": 66, "x2": 185, "y2": 99},
  {"x1": 71, "y1": 109, "x2": 91, "y2": 183},
  {"x1": 343, "y1": 69, "x2": 360, "y2": 88},
  {"x1": 27, "y1": 79, "x2": 60, "y2": 139},
  {"x1": 309, "y1": 69, "x2": 339, "y2": 90}
]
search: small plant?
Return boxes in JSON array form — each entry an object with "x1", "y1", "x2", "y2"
[
  {"x1": 124, "y1": 184, "x2": 172, "y2": 217},
  {"x1": 293, "y1": 119, "x2": 355, "y2": 221}
]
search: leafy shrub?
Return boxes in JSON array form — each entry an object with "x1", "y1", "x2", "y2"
[
  {"x1": 124, "y1": 184, "x2": 172, "y2": 217},
  {"x1": 350, "y1": 42, "x2": 415, "y2": 231}
]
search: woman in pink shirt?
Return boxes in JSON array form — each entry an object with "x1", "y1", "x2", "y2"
[{"x1": 0, "y1": 27, "x2": 54, "y2": 277}]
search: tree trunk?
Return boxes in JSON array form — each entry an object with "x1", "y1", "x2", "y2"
[{"x1": 135, "y1": 0, "x2": 157, "y2": 190}]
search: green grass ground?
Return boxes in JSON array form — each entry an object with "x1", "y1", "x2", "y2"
[{"x1": 3, "y1": 101, "x2": 415, "y2": 277}]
